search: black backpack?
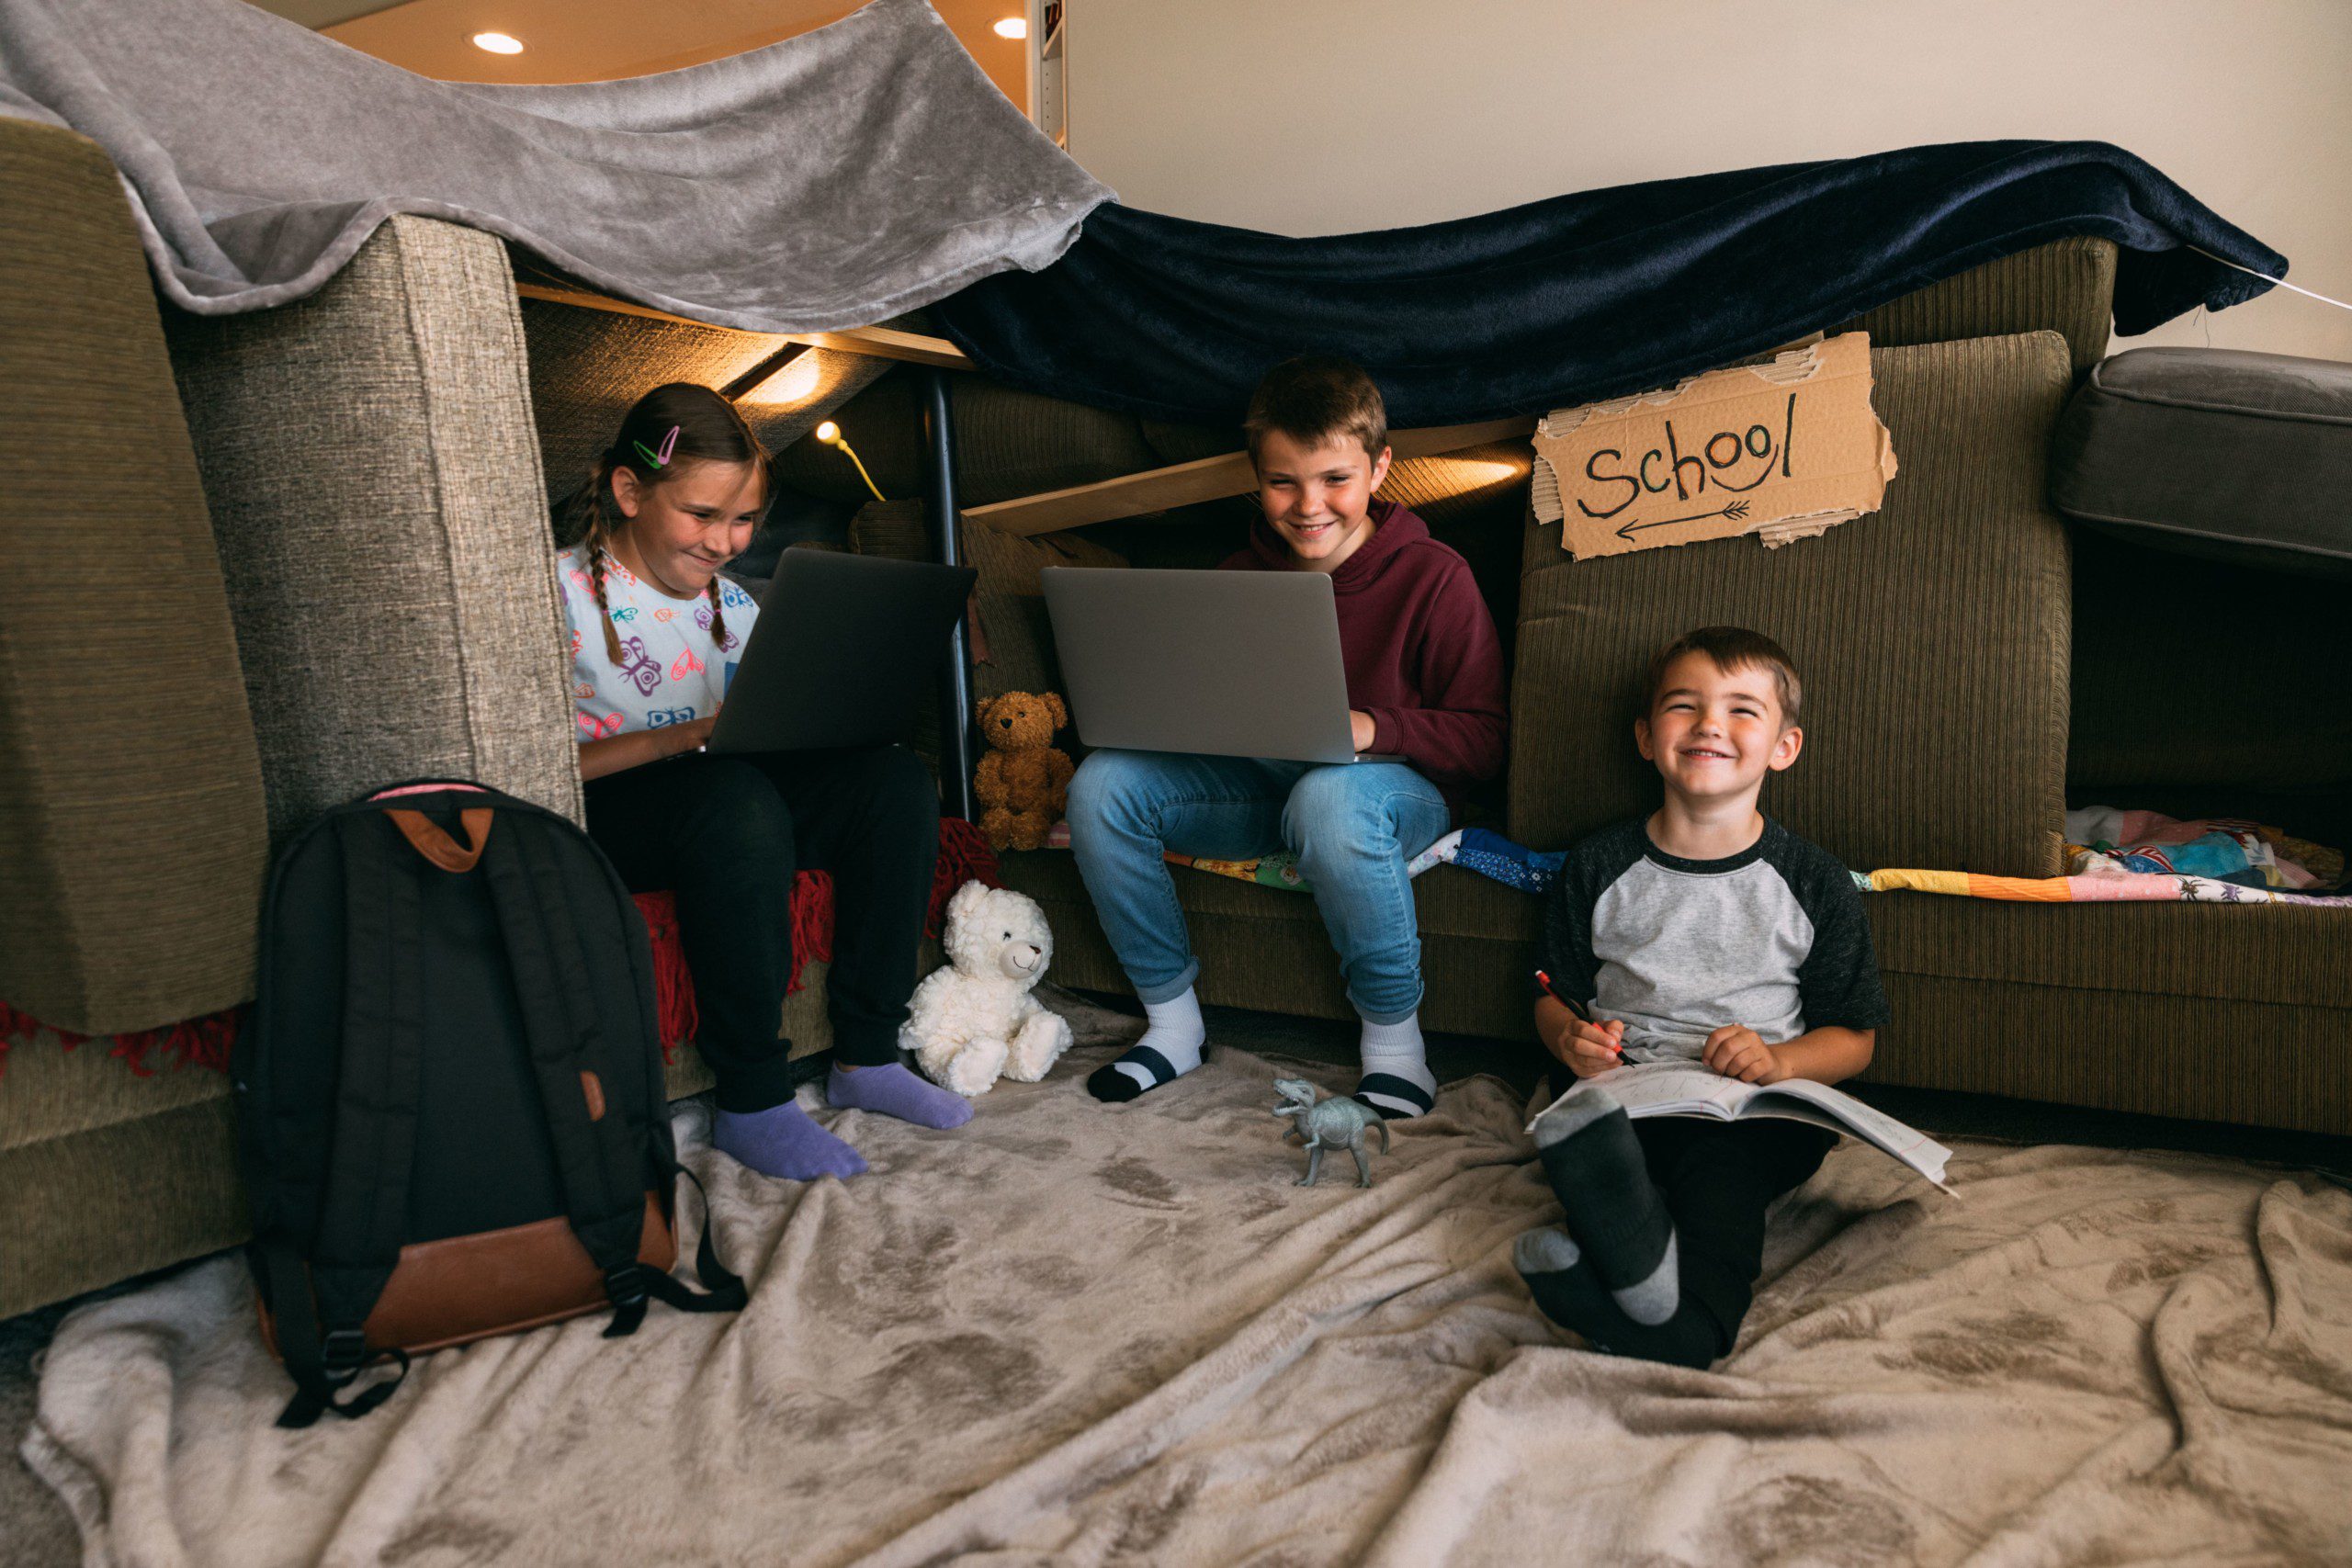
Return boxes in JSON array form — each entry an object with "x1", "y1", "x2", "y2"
[{"x1": 236, "y1": 781, "x2": 744, "y2": 1427}]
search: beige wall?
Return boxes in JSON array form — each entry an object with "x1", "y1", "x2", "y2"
[{"x1": 1068, "y1": 0, "x2": 2352, "y2": 358}]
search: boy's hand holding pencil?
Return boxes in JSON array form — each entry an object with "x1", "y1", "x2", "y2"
[{"x1": 1535, "y1": 970, "x2": 1626, "y2": 1078}]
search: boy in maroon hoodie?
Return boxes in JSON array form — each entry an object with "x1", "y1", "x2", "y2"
[{"x1": 1065, "y1": 355, "x2": 1509, "y2": 1116}]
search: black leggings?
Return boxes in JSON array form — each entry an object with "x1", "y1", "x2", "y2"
[
  {"x1": 584, "y1": 746, "x2": 940, "y2": 1112},
  {"x1": 1634, "y1": 1117, "x2": 1838, "y2": 1359}
]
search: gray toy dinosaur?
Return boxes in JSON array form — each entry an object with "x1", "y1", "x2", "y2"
[{"x1": 1272, "y1": 1077, "x2": 1390, "y2": 1188}]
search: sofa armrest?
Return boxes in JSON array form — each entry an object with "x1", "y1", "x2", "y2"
[{"x1": 164, "y1": 215, "x2": 582, "y2": 847}]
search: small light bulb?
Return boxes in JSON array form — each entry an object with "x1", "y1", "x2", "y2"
[
  {"x1": 815, "y1": 421, "x2": 842, "y2": 444},
  {"x1": 992, "y1": 16, "x2": 1027, "y2": 39},
  {"x1": 470, "y1": 31, "x2": 525, "y2": 54}
]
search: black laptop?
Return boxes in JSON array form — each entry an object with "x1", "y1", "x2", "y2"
[{"x1": 707, "y1": 549, "x2": 975, "y2": 753}]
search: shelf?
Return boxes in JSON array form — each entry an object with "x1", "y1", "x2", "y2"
[{"x1": 1030, "y1": 0, "x2": 1066, "y2": 147}]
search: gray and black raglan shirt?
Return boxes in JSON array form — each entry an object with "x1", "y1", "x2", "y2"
[{"x1": 1537, "y1": 818, "x2": 1890, "y2": 1061}]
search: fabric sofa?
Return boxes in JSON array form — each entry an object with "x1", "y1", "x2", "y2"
[
  {"x1": 4, "y1": 111, "x2": 2343, "y2": 1325},
  {"x1": 790, "y1": 239, "x2": 2350, "y2": 1142}
]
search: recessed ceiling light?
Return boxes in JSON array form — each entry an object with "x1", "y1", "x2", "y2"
[
  {"x1": 471, "y1": 31, "x2": 525, "y2": 54},
  {"x1": 992, "y1": 17, "x2": 1027, "y2": 39}
]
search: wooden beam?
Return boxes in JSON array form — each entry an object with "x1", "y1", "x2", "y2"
[
  {"x1": 785, "y1": 325, "x2": 975, "y2": 372},
  {"x1": 965, "y1": 415, "x2": 1538, "y2": 537},
  {"x1": 514, "y1": 280, "x2": 974, "y2": 370},
  {"x1": 716, "y1": 341, "x2": 814, "y2": 401}
]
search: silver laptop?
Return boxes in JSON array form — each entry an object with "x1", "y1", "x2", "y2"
[{"x1": 1041, "y1": 568, "x2": 1404, "y2": 765}]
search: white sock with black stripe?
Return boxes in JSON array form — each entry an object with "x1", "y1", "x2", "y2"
[
  {"x1": 1355, "y1": 1012, "x2": 1438, "y2": 1119},
  {"x1": 1088, "y1": 987, "x2": 1206, "y2": 1102}
]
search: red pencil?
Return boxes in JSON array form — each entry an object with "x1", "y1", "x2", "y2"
[
  {"x1": 1534, "y1": 971, "x2": 1623, "y2": 1062},
  {"x1": 1532, "y1": 969, "x2": 1586, "y2": 1019}
]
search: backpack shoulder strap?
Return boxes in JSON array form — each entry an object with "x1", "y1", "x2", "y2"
[
  {"x1": 481, "y1": 815, "x2": 743, "y2": 1329},
  {"x1": 268, "y1": 811, "x2": 432, "y2": 1426}
]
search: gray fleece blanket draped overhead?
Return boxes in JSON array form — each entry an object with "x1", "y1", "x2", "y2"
[{"x1": 0, "y1": 0, "x2": 1112, "y2": 330}]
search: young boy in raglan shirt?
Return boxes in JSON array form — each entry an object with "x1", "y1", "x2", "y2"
[
  {"x1": 1065, "y1": 355, "x2": 1508, "y2": 1118},
  {"x1": 1516, "y1": 626, "x2": 1889, "y2": 1366}
]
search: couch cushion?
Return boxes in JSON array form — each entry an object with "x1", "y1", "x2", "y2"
[
  {"x1": 1866, "y1": 895, "x2": 2352, "y2": 1134},
  {"x1": 1834, "y1": 236, "x2": 2117, "y2": 376},
  {"x1": 2050, "y1": 347, "x2": 2352, "y2": 577},
  {"x1": 1001, "y1": 850, "x2": 1543, "y2": 1040},
  {"x1": 1879, "y1": 968, "x2": 2351, "y2": 1136},
  {"x1": 164, "y1": 215, "x2": 582, "y2": 846},
  {"x1": 0, "y1": 120, "x2": 270, "y2": 1033},
  {"x1": 1873, "y1": 892, "x2": 2352, "y2": 1011},
  {"x1": 0, "y1": 1064, "x2": 245, "y2": 1321},
  {"x1": 1510, "y1": 332, "x2": 2075, "y2": 877}
]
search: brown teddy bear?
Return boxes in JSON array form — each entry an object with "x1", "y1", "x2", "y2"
[{"x1": 974, "y1": 691, "x2": 1075, "y2": 852}]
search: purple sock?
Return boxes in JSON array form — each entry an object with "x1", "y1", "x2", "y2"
[
  {"x1": 711, "y1": 1101, "x2": 866, "y2": 1181},
  {"x1": 828, "y1": 1062, "x2": 974, "y2": 1129}
]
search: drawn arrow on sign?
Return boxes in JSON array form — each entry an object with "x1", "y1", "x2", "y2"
[{"x1": 1614, "y1": 498, "x2": 1751, "y2": 542}]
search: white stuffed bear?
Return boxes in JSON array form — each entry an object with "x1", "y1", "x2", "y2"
[{"x1": 903, "y1": 880, "x2": 1075, "y2": 1096}]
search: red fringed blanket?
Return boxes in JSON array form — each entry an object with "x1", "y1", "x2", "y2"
[{"x1": 0, "y1": 818, "x2": 1001, "y2": 1077}]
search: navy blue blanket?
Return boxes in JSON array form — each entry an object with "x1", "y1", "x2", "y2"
[{"x1": 930, "y1": 141, "x2": 2284, "y2": 428}]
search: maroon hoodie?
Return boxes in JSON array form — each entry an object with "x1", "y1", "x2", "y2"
[{"x1": 1218, "y1": 501, "x2": 1508, "y2": 796}]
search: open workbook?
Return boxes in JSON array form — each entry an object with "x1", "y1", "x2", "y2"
[{"x1": 1528, "y1": 1063, "x2": 1955, "y2": 1192}]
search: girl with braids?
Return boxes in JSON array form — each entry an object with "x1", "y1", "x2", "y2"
[{"x1": 555, "y1": 382, "x2": 972, "y2": 1182}]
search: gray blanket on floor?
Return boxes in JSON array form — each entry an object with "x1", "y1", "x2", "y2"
[
  {"x1": 0, "y1": 0, "x2": 1110, "y2": 329},
  {"x1": 24, "y1": 1039, "x2": 2352, "y2": 1565}
]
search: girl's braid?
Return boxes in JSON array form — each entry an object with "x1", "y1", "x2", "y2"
[
  {"x1": 707, "y1": 576, "x2": 729, "y2": 652},
  {"x1": 576, "y1": 457, "x2": 627, "y2": 665},
  {"x1": 588, "y1": 533, "x2": 626, "y2": 665}
]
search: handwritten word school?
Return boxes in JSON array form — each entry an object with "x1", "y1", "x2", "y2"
[{"x1": 1573, "y1": 393, "x2": 1797, "y2": 520}]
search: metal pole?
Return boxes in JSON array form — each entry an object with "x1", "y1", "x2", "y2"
[{"x1": 920, "y1": 368, "x2": 978, "y2": 821}]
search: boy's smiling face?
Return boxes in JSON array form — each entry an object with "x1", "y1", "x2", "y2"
[
  {"x1": 1636, "y1": 651, "x2": 1803, "y2": 808},
  {"x1": 1255, "y1": 428, "x2": 1393, "y2": 572}
]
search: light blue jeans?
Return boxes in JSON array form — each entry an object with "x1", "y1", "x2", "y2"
[{"x1": 1065, "y1": 750, "x2": 1452, "y2": 1022}]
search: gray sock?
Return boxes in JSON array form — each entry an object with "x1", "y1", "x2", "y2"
[
  {"x1": 1512, "y1": 1226, "x2": 1582, "y2": 1275},
  {"x1": 1532, "y1": 1087, "x2": 1624, "y2": 1148},
  {"x1": 1530, "y1": 1091, "x2": 1678, "y2": 1299},
  {"x1": 1514, "y1": 1229, "x2": 1722, "y2": 1369},
  {"x1": 1611, "y1": 1230, "x2": 1680, "y2": 1325}
]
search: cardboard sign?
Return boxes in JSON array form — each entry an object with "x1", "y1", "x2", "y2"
[{"x1": 1531, "y1": 333, "x2": 1897, "y2": 560}]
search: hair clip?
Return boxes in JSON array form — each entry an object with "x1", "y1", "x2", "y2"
[{"x1": 631, "y1": 424, "x2": 681, "y2": 469}]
